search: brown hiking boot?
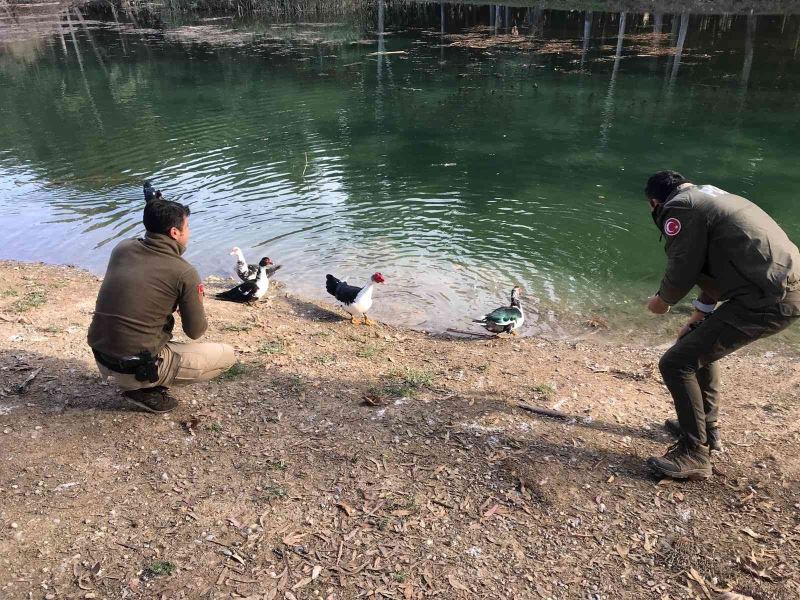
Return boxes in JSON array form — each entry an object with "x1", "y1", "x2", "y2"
[
  {"x1": 123, "y1": 386, "x2": 178, "y2": 414},
  {"x1": 647, "y1": 438, "x2": 712, "y2": 481},
  {"x1": 664, "y1": 418, "x2": 723, "y2": 452}
]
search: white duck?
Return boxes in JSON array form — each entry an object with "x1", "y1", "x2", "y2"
[
  {"x1": 216, "y1": 258, "x2": 274, "y2": 304},
  {"x1": 231, "y1": 246, "x2": 281, "y2": 281}
]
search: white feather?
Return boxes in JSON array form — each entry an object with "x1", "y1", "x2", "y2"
[{"x1": 342, "y1": 281, "x2": 375, "y2": 316}]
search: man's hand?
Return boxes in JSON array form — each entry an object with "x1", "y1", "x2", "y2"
[
  {"x1": 646, "y1": 295, "x2": 671, "y2": 315},
  {"x1": 677, "y1": 309, "x2": 707, "y2": 340}
]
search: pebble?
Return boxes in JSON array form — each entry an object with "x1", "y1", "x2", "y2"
[
  {"x1": 161, "y1": 472, "x2": 169, "y2": 482},
  {"x1": 2, "y1": 429, "x2": 10, "y2": 434},
  {"x1": 10, "y1": 522, "x2": 18, "y2": 529}
]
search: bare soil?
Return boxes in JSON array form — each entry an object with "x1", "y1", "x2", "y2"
[{"x1": 1, "y1": 260, "x2": 798, "y2": 600}]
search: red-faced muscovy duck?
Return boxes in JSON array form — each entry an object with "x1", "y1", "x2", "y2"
[
  {"x1": 230, "y1": 246, "x2": 282, "y2": 282},
  {"x1": 325, "y1": 272, "x2": 386, "y2": 325},
  {"x1": 216, "y1": 257, "x2": 274, "y2": 304},
  {"x1": 474, "y1": 286, "x2": 525, "y2": 335}
]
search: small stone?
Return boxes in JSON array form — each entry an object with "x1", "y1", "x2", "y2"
[
  {"x1": 10, "y1": 522, "x2": 18, "y2": 529},
  {"x1": 2, "y1": 429, "x2": 10, "y2": 434},
  {"x1": 34, "y1": 426, "x2": 42, "y2": 431},
  {"x1": 161, "y1": 472, "x2": 169, "y2": 482}
]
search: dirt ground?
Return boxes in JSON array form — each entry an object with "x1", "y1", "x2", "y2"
[{"x1": 0, "y1": 260, "x2": 798, "y2": 600}]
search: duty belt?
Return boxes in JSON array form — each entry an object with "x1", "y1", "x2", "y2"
[{"x1": 92, "y1": 349, "x2": 161, "y2": 383}]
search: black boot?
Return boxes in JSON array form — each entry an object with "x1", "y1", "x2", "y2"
[
  {"x1": 664, "y1": 418, "x2": 723, "y2": 452},
  {"x1": 123, "y1": 386, "x2": 178, "y2": 414}
]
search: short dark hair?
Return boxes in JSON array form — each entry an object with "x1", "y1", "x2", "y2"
[
  {"x1": 645, "y1": 170, "x2": 690, "y2": 203},
  {"x1": 143, "y1": 199, "x2": 190, "y2": 235}
]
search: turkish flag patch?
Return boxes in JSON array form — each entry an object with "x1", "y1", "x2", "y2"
[
  {"x1": 664, "y1": 217, "x2": 682, "y2": 236},
  {"x1": 197, "y1": 283, "x2": 205, "y2": 298}
]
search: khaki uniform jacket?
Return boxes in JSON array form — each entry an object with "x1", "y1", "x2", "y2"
[
  {"x1": 654, "y1": 184, "x2": 800, "y2": 315},
  {"x1": 87, "y1": 233, "x2": 208, "y2": 358}
]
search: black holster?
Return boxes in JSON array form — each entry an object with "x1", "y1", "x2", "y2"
[
  {"x1": 134, "y1": 351, "x2": 160, "y2": 384},
  {"x1": 92, "y1": 349, "x2": 160, "y2": 383}
]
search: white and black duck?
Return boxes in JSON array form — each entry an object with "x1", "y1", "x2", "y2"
[
  {"x1": 231, "y1": 246, "x2": 282, "y2": 282},
  {"x1": 325, "y1": 272, "x2": 385, "y2": 325},
  {"x1": 216, "y1": 257, "x2": 274, "y2": 303},
  {"x1": 474, "y1": 286, "x2": 525, "y2": 334}
]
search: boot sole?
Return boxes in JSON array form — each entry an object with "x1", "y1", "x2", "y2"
[
  {"x1": 647, "y1": 460, "x2": 711, "y2": 481},
  {"x1": 124, "y1": 397, "x2": 176, "y2": 414}
]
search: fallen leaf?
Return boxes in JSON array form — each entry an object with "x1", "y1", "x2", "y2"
[
  {"x1": 740, "y1": 527, "x2": 761, "y2": 540},
  {"x1": 337, "y1": 502, "x2": 355, "y2": 517},
  {"x1": 447, "y1": 574, "x2": 469, "y2": 592},
  {"x1": 687, "y1": 567, "x2": 713, "y2": 600},
  {"x1": 292, "y1": 577, "x2": 312, "y2": 590},
  {"x1": 312, "y1": 565, "x2": 322, "y2": 580},
  {"x1": 282, "y1": 532, "x2": 306, "y2": 546}
]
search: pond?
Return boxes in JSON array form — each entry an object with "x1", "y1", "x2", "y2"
[{"x1": 1, "y1": 1, "x2": 799, "y2": 347}]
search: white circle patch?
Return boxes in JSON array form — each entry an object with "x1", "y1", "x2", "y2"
[{"x1": 664, "y1": 217, "x2": 682, "y2": 236}]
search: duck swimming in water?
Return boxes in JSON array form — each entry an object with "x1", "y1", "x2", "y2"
[
  {"x1": 143, "y1": 181, "x2": 162, "y2": 202},
  {"x1": 474, "y1": 286, "x2": 524, "y2": 335}
]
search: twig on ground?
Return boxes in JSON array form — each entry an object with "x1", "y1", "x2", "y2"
[
  {"x1": 516, "y1": 401, "x2": 569, "y2": 420},
  {"x1": 17, "y1": 366, "x2": 42, "y2": 394}
]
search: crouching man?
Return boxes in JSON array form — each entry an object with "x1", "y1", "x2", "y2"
[
  {"x1": 88, "y1": 198, "x2": 235, "y2": 413},
  {"x1": 643, "y1": 171, "x2": 800, "y2": 480}
]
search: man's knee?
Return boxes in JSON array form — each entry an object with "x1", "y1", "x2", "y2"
[
  {"x1": 659, "y1": 348, "x2": 695, "y2": 380},
  {"x1": 218, "y1": 344, "x2": 236, "y2": 371}
]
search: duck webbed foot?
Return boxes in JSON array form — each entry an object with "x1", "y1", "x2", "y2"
[{"x1": 363, "y1": 315, "x2": 375, "y2": 326}]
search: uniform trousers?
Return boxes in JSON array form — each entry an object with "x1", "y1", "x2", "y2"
[
  {"x1": 659, "y1": 300, "x2": 798, "y2": 447},
  {"x1": 96, "y1": 341, "x2": 236, "y2": 391}
]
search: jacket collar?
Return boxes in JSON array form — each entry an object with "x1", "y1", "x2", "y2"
[
  {"x1": 653, "y1": 183, "x2": 695, "y2": 229},
  {"x1": 663, "y1": 182, "x2": 695, "y2": 206},
  {"x1": 141, "y1": 232, "x2": 186, "y2": 257}
]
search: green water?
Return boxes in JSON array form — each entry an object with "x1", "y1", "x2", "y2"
[{"x1": 1, "y1": 4, "x2": 799, "y2": 347}]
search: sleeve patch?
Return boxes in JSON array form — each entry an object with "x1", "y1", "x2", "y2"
[
  {"x1": 197, "y1": 283, "x2": 205, "y2": 298},
  {"x1": 664, "y1": 217, "x2": 682, "y2": 236}
]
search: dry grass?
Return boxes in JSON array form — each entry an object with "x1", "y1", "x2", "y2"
[{"x1": 1, "y1": 260, "x2": 799, "y2": 599}]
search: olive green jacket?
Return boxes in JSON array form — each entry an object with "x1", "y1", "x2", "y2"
[
  {"x1": 654, "y1": 184, "x2": 800, "y2": 314},
  {"x1": 88, "y1": 233, "x2": 208, "y2": 358}
]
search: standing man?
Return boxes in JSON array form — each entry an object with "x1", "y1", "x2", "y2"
[
  {"x1": 644, "y1": 171, "x2": 800, "y2": 480},
  {"x1": 88, "y1": 197, "x2": 235, "y2": 413}
]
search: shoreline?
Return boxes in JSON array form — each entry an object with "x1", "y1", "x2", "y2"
[
  {"x1": 3, "y1": 255, "x2": 797, "y2": 357},
  {"x1": 1, "y1": 259, "x2": 799, "y2": 598}
]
